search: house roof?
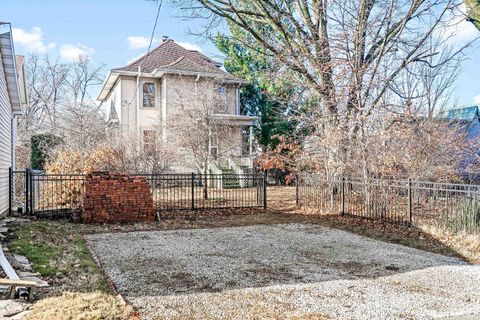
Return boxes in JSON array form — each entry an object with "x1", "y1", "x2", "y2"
[
  {"x1": 445, "y1": 106, "x2": 480, "y2": 121},
  {"x1": 97, "y1": 39, "x2": 247, "y2": 101},
  {"x1": 0, "y1": 23, "x2": 22, "y2": 112},
  {"x1": 113, "y1": 39, "x2": 244, "y2": 82}
]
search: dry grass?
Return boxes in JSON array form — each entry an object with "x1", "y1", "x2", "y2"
[
  {"x1": 24, "y1": 292, "x2": 134, "y2": 320},
  {"x1": 267, "y1": 186, "x2": 297, "y2": 212},
  {"x1": 419, "y1": 224, "x2": 480, "y2": 263},
  {"x1": 266, "y1": 186, "x2": 479, "y2": 263}
]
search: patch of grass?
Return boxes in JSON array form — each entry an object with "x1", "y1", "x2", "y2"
[
  {"x1": 74, "y1": 235, "x2": 111, "y2": 292},
  {"x1": 9, "y1": 239, "x2": 58, "y2": 276},
  {"x1": 8, "y1": 221, "x2": 60, "y2": 276},
  {"x1": 7, "y1": 221, "x2": 111, "y2": 295}
]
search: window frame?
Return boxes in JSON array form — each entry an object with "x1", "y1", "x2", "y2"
[
  {"x1": 142, "y1": 81, "x2": 156, "y2": 108},
  {"x1": 209, "y1": 134, "x2": 219, "y2": 160}
]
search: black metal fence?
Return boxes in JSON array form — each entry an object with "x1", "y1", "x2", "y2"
[
  {"x1": 297, "y1": 173, "x2": 480, "y2": 234},
  {"x1": 142, "y1": 173, "x2": 265, "y2": 210},
  {"x1": 9, "y1": 169, "x2": 266, "y2": 217}
]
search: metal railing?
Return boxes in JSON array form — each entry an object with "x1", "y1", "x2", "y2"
[
  {"x1": 9, "y1": 169, "x2": 266, "y2": 217},
  {"x1": 297, "y1": 173, "x2": 480, "y2": 234},
  {"x1": 141, "y1": 173, "x2": 264, "y2": 210}
]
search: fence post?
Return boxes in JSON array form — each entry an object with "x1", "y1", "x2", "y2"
[
  {"x1": 408, "y1": 178, "x2": 413, "y2": 226},
  {"x1": 30, "y1": 170, "x2": 34, "y2": 213},
  {"x1": 295, "y1": 174, "x2": 299, "y2": 207},
  {"x1": 8, "y1": 167, "x2": 12, "y2": 215},
  {"x1": 191, "y1": 173, "x2": 195, "y2": 210},
  {"x1": 24, "y1": 168, "x2": 29, "y2": 215},
  {"x1": 263, "y1": 172, "x2": 267, "y2": 209},
  {"x1": 341, "y1": 177, "x2": 345, "y2": 215}
]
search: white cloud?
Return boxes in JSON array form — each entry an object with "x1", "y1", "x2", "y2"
[
  {"x1": 12, "y1": 27, "x2": 55, "y2": 53},
  {"x1": 60, "y1": 44, "x2": 94, "y2": 61},
  {"x1": 474, "y1": 95, "x2": 480, "y2": 105},
  {"x1": 127, "y1": 36, "x2": 157, "y2": 49},
  {"x1": 177, "y1": 41, "x2": 202, "y2": 52}
]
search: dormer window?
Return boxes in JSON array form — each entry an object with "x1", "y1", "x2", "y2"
[{"x1": 143, "y1": 82, "x2": 156, "y2": 108}]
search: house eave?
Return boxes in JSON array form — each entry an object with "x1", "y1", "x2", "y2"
[
  {"x1": 153, "y1": 69, "x2": 249, "y2": 85},
  {"x1": 210, "y1": 114, "x2": 258, "y2": 126},
  {"x1": 0, "y1": 23, "x2": 22, "y2": 112},
  {"x1": 97, "y1": 70, "x2": 159, "y2": 101}
]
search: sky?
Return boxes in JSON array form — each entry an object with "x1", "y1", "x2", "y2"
[
  {"x1": 2, "y1": 0, "x2": 224, "y2": 80},
  {"x1": 2, "y1": 0, "x2": 480, "y2": 106}
]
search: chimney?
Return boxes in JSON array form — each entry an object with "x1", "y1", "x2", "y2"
[{"x1": 162, "y1": 36, "x2": 169, "y2": 43}]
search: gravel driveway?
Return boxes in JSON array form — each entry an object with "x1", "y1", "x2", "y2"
[{"x1": 85, "y1": 224, "x2": 480, "y2": 320}]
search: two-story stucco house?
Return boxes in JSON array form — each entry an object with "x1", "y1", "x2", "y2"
[
  {"x1": 97, "y1": 37, "x2": 257, "y2": 174},
  {"x1": 0, "y1": 22, "x2": 27, "y2": 216}
]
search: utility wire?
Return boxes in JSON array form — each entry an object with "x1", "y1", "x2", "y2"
[{"x1": 128, "y1": 0, "x2": 163, "y2": 106}]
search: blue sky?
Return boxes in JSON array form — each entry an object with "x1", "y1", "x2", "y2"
[
  {"x1": 3, "y1": 0, "x2": 480, "y2": 106},
  {"x1": 3, "y1": 0, "x2": 224, "y2": 73}
]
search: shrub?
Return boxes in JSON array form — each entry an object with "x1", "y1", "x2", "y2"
[{"x1": 31, "y1": 134, "x2": 60, "y2": 170}]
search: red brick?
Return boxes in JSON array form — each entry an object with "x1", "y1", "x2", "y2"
[{"x1": 82, "y1": 172, "x2": 156, "y2": 223}]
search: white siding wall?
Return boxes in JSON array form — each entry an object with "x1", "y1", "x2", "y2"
[{"x1": 0, "y1": 52, "x2": 12, "y2": 215}]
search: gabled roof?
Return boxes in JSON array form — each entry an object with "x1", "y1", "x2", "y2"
[
  {"x1": 97, "y1": 39, "x2": 247, "y2": 101},
  {"x1": 113, "y1": 39, "x2": 244, "y2": 82}
]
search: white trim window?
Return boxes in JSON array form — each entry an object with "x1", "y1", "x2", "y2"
[
  {"x1": 142, "y1": 82, "x2": 156, "y2": 108},
  {"x1": 209, "y1": 134, "x2": 219, "y2": 160}
]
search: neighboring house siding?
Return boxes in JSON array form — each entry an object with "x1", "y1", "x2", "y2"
[
  {"x1": 0, "y1": 52, "x2": 12, "y2": 215},
  {"x1": 164, "y1": 74, "x2": 244, "y2": 170}
]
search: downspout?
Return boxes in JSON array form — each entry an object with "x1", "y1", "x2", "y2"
[
  {"x1": 236, "y1": 84, "x2": 241, "y2": 115},
  {"x1": 136, "y1": 66, "x2": 141, "y2": 135},
  {"x1": 194, "y1": 73, "x2": 200, "y2": 108},
  {"x1": 10, "y1": 112, "x2": 22, "y2": 171}
]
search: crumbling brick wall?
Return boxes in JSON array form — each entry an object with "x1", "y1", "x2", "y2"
[{"x1": 83, "y1": 172, "x2": 156, "y2": 223}]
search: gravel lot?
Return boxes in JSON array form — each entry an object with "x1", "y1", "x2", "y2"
[{"x1": 86, "y1": 224, "x2": 480, "y2": 320}]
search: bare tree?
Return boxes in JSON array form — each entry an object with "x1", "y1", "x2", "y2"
[
  {"x1": 177, "y1": 0, "x2": 478, "y2": 178},
  {"x1": 169, "y1": 75, "x2": 239, "y2": 197},
  {"x1": 22, "y1": 54, "x2": 69, "y2": 136},
  {"x1": 20, "y1": 54, "x2": 107, "y2": 165},
  {"x1": 104, "y1": 129, "x2": 178, "y2": 174}
]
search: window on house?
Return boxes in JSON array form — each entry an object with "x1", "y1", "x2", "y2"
[
  {"x1": 142, "y1": 82, "x2": 155, "y2": 108},
  {"x1": 242, "y1": 127, "x2": 250, "y2": 156},
  {"x1": 143, "y1": 129, "x2": 156, "y2": 155},
  {"x1": 209, "y1": 135, "x2": 219, "y2": 160}
]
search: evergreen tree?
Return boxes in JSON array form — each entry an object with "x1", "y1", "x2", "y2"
[{"x1": 215, "y1": 27, "x2": 299, "y2": 150}]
